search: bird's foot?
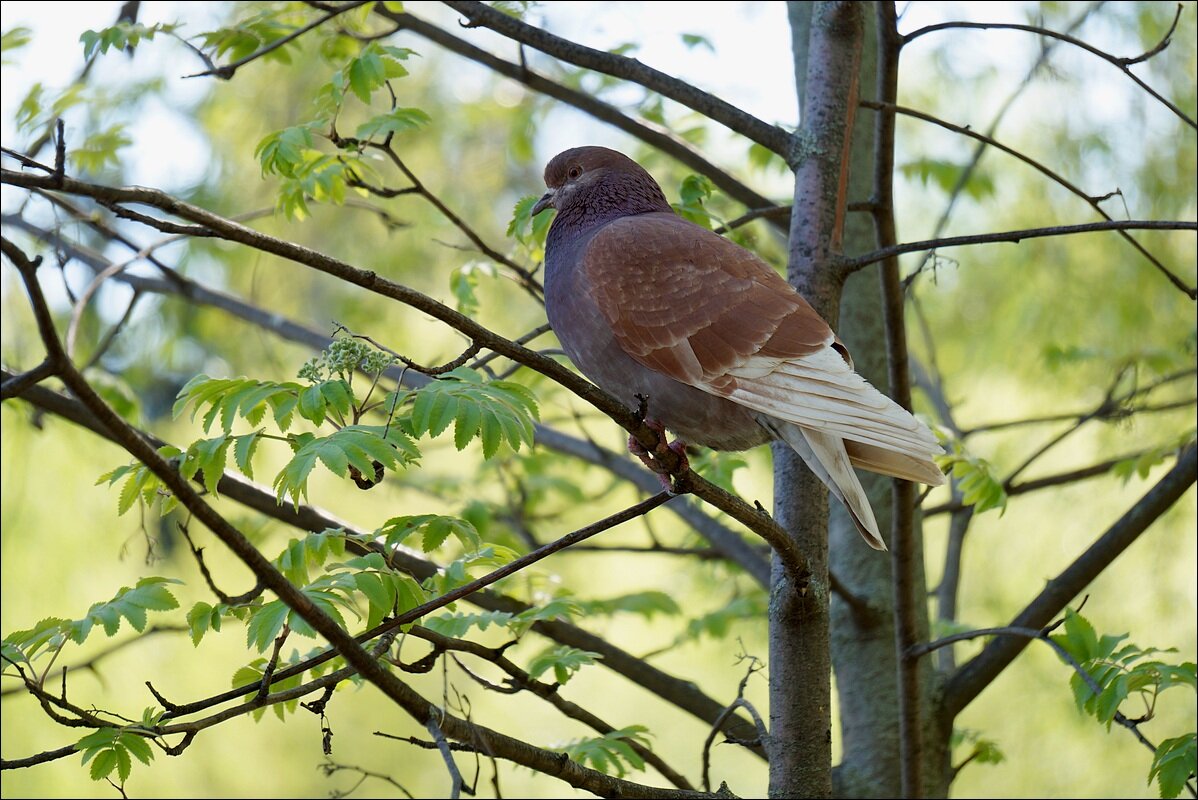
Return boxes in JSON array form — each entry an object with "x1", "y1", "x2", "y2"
[{"x1": 628, "y1": 417, "x2": 690, "y2": 495}]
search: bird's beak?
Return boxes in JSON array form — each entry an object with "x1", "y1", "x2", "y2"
[{"x1": 531, "y1": 190, "x2": 556, "y2": 217}]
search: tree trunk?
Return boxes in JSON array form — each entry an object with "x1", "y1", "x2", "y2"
[
  {"x1": 783, "y1": 3, "x2": 954, "y2": 797},
  {"x1": 833, "y1": 4, "x2": 951, "y2": 797},
  {"x1": 769, "y1": 4, "x2": 864, "y2": 797}
]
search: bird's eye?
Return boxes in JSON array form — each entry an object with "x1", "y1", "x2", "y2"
[{"x1": 568, "y1": 166, "x2": 582, "y2": 180}]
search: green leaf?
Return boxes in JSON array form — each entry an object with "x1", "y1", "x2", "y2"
[
  {"x1": 1150, "y1": 733, "x2": 1196, "y2": 799},
  {"x1": 2, "y1": 26, "x2": 33, "y2": 55},
  {"x1": 526, "y1": 645, "x2": 600, "y2": 685},
  {"x1": 406, "y1": 369, "x2": 538, "y2": 456},
  {"x1": 245, "y1": 600, "x2": 289, "y2": 652},
  {"x1": 554, "y1": 726, "x2": 651, "y2": 778},
  {"x1": 579, "y1": 591, "x2": 681, "y2": 620},
  {"x1": 376, "y1": 514, "x2": 481, "y2": 553},
  {"x1": 680, "y1": 33, "x2": 714, "y2": 52},
  {"x1": 936, "y1": 442, "x2": 1007, "y2": 515},
  {"x1": 355, "y1": 107, "x2": 431, "y2": 139}
]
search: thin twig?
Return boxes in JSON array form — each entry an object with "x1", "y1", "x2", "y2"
[{"x1": 902, "y1": 9, "x2": 1195, "y2": 129}]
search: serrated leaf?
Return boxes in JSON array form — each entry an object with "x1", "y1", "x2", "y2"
[{"x1": 245, "y1": 600, "x2": 289, "y2": 652}]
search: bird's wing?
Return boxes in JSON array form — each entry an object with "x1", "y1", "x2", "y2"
[{"x1": 583, "y1": 212, "x2": 944, "y2": 480}]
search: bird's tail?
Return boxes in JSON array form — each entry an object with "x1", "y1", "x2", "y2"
[{"x1": 760, "y1": 416, "x2": 886, "y2": 550}]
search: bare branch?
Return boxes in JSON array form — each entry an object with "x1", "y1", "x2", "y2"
[
  {"x1": 440, "y1": 0, "x2": 794, "y2": 157},
  {"x1": 374, "y1": 8, "x2": 782, "y2": 219},
  {"x1": 183, "y1": 1, "x2": 373, "y2": 80},
  {"x1": 842, "y1": 219, "x2": 1197, "y2": 273},
  {"x1": 2, "y1": 167, "x2": 806, "y2": 587},
  {"x1": 860, "y1": 101, "x2": 1196, "y2": 299},
  {"x1": 941, "y1": 445, "x2": 1197, "y2": 719},
  {"x1": 902, "y1": 10, "x2": 1197, "y2": 130}
]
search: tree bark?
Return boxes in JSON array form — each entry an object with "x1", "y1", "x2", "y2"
[{"x1": 770, "y1": 4, "x2": 864, "y2": 797}]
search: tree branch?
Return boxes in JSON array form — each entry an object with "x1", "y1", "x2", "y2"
[
  {"x1": 1, "y1": 372, "x2": 768, "y2": 757},
  {"x1": 859, "y1": 101, "x2": 1196, "y2": 299},
  {"x1": 439, "y1": 0, "x2": 794, "y2": 157},
  {"x1": 871, "y1": 5, "x2": 925, "y2": 795},
  {"x1": 940, "y1": 444, "x2": 1197, "y2": 719},
  {"x1": 0, "y1": 235, "x2": 731, "y2": 799},
  {"x1": 902, "y1": 9, "x2": 1196, "y2": 130},
  {"x1": 183, "y1": 0, "x2": 373, "y2": 80},
  {"x1": 842, "y1": 219, "x2": 1197, "y2": 273},
  {"x1": 373, "y1": 7, "x2": 783, "y2": 219},
  {"x1": 1, "y1": 167, "x2": 807, "y2": 589}
]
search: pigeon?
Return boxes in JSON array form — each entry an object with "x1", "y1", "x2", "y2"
[{"x1": 532, "y1": 146, "x2": 945, "y2": 549}]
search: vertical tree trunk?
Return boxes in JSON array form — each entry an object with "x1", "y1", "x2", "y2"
[
  {"x1": 831, "y1": 4, "x2": 952, "y2": 797},
  {"x1": 785, "y1": 3, "x2": 953, "y2": 795},
  {"x1": 770, "y1": 4, "x2": 864, "y2": 797}
]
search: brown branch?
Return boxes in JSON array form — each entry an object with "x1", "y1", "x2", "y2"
[
  {"x1": 902, "y1": 9, "x2": 1196, "y2": 130},
  {"x1": 354, "y1": 145, "x2": 544, "y2": 300},
  {"x1": 2, "y1": 371, "x2": 766, "y2": 757},
  {"x1": 842, "y1": 219, "x2": 1198, "y2": 273},
  {"x1": 1, "y1": 168, "x2": 805, "y2": 587},
  {"x1": 183, "y1": 0, "x2": 373, "y2": 80},
  {"x1": 860, "y1": 101, "x2": 1196, "y2": 299},
  {"x1": 373, "y1": 8, "x2": 782, "y2": 220},
  {"x1": 439, "y1": 0, "x2": 794, "y2": 157},
  {"x1": 410, "y1": 627, "x2": 695, "y2": 790},
  {"x1": 940, "y1": 444, "x2": 1197, "y2": 719},
  {"x1": 871, "y1": 6, "x2": 925, "y2": 796},
  {"x1": 769, "y1": 4, "x2": 864, "y2": 797},
  {"x1": 0, "y1": 359, "x2": 57, "y2": 401},
  {"x1": 0, "y1": 236, "x2": 724, "y2": 799},
  {"x1": 1, "y1": 206, "x2": 769, "y2": 581}
]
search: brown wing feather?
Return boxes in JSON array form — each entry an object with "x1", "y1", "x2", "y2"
[{"x1": 583, "y1": 212, "x2": 831, "y2": 384}]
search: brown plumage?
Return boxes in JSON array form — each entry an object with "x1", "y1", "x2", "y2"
[{"x1": 535, "y1": 146, "x2": 945, "y2": 549}]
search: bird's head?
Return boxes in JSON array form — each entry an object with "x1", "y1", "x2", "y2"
[{"x1": 532, "y1": 146, "x2": 671, "y2": 221}]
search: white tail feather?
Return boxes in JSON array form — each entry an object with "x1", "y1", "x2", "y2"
[{"x1": 761, "y1": 416, "x2": 887, "y2": 550}]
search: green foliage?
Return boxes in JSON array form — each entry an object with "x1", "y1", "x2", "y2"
[
  {"x1": 230, "y1": 657, "x2": 304, "y2": 722},
  {"x1": 577, "y1": 591, "x2": 681, "y2": 620},
  {"x1": 355, "y1": 107, "x2": 431, "y2": 140},
  {"x1": 403, "y1": 367, "x2": 539, "y2": 456},
  {"x1": 507, "y1": 195, "x2": 554, "y2": 261},
  {"x1": 526, "y1": 645, "x2": 601, "y2": 684},
  {"x1": 689, "y1": 450, "x2": 748, "y2": 493},
  {"x1": 79, "y1": 22, "x2": 177, "y2": 60},
  {"x1": 198, "y1": 9, "x2": 301, "y2": 64},
  {"x1": 680, "y1": 33, "x2": 714, "y2": 52},
  {"x1": 272, "y1": 425, "x2": 419, "y2": 507},
  {"x1": 1112, "y1": 429, "x2": 1197, "y2": 484},
  {"x1": 186, "y1": 601, "x2": 245, "y2": 647},
  {"x1": 937, "y1": 441, "x2": 1007, "y2": 514},
  {"x1": 420, "y1": 546, "x2": 519, "y2": 597},
  {"x1": 105, "y1": 340, "x2": 537, "y2": 515},
  {"x1": 250, "y1": 37, "x2": 421, "y2": 217},
  {"x1": 899, "y1": 157, "x2": 995, "y2": 200},
  {"x1": 951, "y1": 728, "x2": 1005, "y2": 770},
  {"x1": 450, "y1": 261, "x2": 497, "y2": 317},
  {"x1": 75, "y1": 727, "x2": 155, "y2": 784},
  {"x1": 1051, "y1": 608, "x2": 1196, "y2": 798},
  {"x1": 1, "y1": 26, "x2": 33, "y2": 55},
  {"x1": 748, "y1": 141, "x2": 786, "y2": 173},
  {"x1": 1150, "y1": 734, "x2": 1197, "y2": 800},
  {"x1": 71, "y1": 126, "x2": 132, "y2": 174},
  {"x1": 2, "y1": 578, "x2": 181, "y2": 671},
  {"x1": 673, "y1": 174, "x2": 717, "y2": 228},
  {"x1": 554, "y1": 726, "x2": 652, "y2": 778},
  {"x1": 423, "y1": 598, "x2": 580, "y2": 639},
  {"x1": 375, "y1": 514, "x2": 482, "y2": 553}
]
